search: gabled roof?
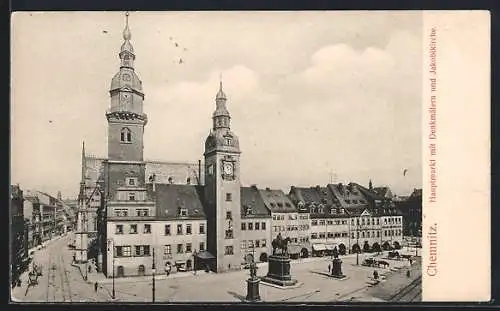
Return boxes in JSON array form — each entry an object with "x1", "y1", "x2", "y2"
[
  {"x1": 147, "y1": 184, "x2": 206, "y2": 220},
  {"x1": 241, "y1": 186, "x2": 270, "y2": 218},
  {"x1": 288, "y1": 186, "x2": 350, "y2": 218},
  {"x1": 327, "y1": 183, "x2": 369, "y2": 209},
  {"x1": 259, "y1": 188, "x2": 297, "y2": 213}
]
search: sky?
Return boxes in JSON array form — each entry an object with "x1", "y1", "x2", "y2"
[{"x1": 11, "y1": 11, "x2": 423, "y2": 199}]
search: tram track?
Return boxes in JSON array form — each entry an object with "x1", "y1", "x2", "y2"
[{"x1": 388, "y1": 275, "x2": 422, "y2": 302}]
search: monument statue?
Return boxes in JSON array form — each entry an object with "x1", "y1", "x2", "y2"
[
  {"x1": 271, "y1": 232, "x2": 291, "y2": 256},
  {"x1": 261, "y1": 233, "x2": 298, "y2": 287}
]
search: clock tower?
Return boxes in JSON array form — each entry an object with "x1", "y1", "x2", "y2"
[
  {"x1": 107, "y1": 12, "x2": 146, "y2": 162},
  {"x1": 204, "y1": 81, "x2": 242, "y2": 272}
]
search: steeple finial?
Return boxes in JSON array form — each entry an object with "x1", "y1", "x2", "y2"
[
  {"x1": 123, "y1": 11, "x2": 132, "y2": 41},
  {"x1": 216, "y1": 73, "x2": 227, "y2": 100},
  {"x1": 81, "y1": 141, "x2": 86, "y2": 183}
]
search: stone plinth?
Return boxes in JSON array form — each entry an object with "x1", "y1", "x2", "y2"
[
  {"x1": 331, "y1": 258, "x2": 346, "y2": 279},
  {"x1": 245, "y1": 277, "x2": 261, "y2": 302},
  {"x1": 260, "y1": 255, "x2": 298, "y2": 287}
]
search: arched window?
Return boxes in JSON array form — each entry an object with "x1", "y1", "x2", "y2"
[{"x1": 121, "y1": 128, "x2": 132, "y2": 143}]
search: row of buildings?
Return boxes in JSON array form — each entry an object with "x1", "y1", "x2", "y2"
[
  {"x1": 10, "y1": 185, "x2": 77, "y2": 285},
  {"x1": 74, "y1": 13, "x2": 422, "y2": 279}
]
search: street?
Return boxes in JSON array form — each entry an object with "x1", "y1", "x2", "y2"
[
  {"x1": 11, "y1": 234, "x2": 108, "y2": 302},
  {"x1": 12, "y1": 236, "x2": 421, "y2": 303}
]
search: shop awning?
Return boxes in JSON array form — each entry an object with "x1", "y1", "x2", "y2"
[
  {"x1": 325, "y1": 244, "x2": 337, "y2": 251},
  {"x1": 287, "y1": 244, "x2": 301, "y2": 254},
  {"x1": 312, "y1": 244, "x2": 326, "y2": 251},
  {"x1": 195, "y1": 250, "x2": 216, "y2": 260}
]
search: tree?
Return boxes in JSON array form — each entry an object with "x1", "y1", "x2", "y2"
[
  {"x1": 393, "y1": 241, "x2": 401, "y2": 250},
  {"x1": 372, "y1": 242, "x2": 381, "y2": 253},
  {"x1": 338, "y1": 244, "x2": 346, "y2": 255},
  {"x1": 363, "y1": 241, "x2": 371, "y2": 253},
  {"x1": 352, "y1": 244, "x2": 361, "y2": 254},
  {"x1": 382, "y1": 241, "x2": 391, "y2": 251}
]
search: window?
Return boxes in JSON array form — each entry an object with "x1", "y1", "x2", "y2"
[
  {"x1": 165, "y1": 225, "x2": 171, "y2": 235},
  {"x1": 248, "y1": 223, "x2": 253, "y2": 230},
  {"x1": 241, "y1": 223, "x2": 246, "y2": 230},
  {"x1": 135, "y1": 245, "x2": 150, "y2": 256},
  {"x1": 130, "y1": 224, "x2": 138, "y2": 234},
  {"x1": 164, "y1": 245, "x2": 171, "y2": 255},
  {"x1": 115, "y1": 224, "x2": 123, "y2": 234},
  {"x1": 261, "y1": 222, "x2": 266, "y2": 230},
  {"x1": 362, "y1": 232, "x2": 365, "y2": 238},
  {"x1": 311, "y1": 233, "x2": 318, "y2": 239},
  {"x1": 241, "y1": 240, "x2": 246, "y2": 249},
  {"x1": 255, "y1": 222, "x2": 260, "y2": 230},
  {"x1": 226, "y1": 211, "x2": 232, "y2": 220},
  {"x1": 136, "y1": 209, "x2": 148, "y2": 217},
  {"x1": 179, "y1": 208, "x2": 188, "y2": 216},
  {"x1": 262, "y1": 239, "x2": 267, "y2": 247},
  {"x1": 224, "y1": 246, "x2": 234, "y2": 255},
  {"x1": 225, "y1": 137, "x2": 232, "y2": 145},
  {"x1": 319, "y1": 232, "x2": 326, "y2": 238},
  {"x1": 120, "y1": 127, "x2": 132, "y2": 143},
  {"x1": 199, "y1": 242, "x2": 205, "y2": 251},
  {"x1": 225, "y1": 229, "x2": 234, "y2": 239},
  {"x1": 143, "y1": 224, "x2": 151, "y2": 234},
  {"x1": 122, "y1": 246, "x2": 131, "y2": 257},
  {"x1": 311, "y1": 220, "x2": 318, "y2": 226},
  {"x1": 177, "y1": 224, "x2": 183, "y2": 235},
  {"x1": 115, "y1": 209, "x2": 128, "y2": 217},
  {"x1": 199, "y1": 224, "x2": 205, "y2": 234},
  {"x1": 226, "y1": 193, "x2": 232, "y2": 201},
  {"x1": 319, "y1": 220, "x2": 325, "y2": 225},
  {"x1": 127, "y1": 178, "x2": 136, "y2": 186},
  {"x1": 255, "y1": 240, "x2": 260, "y2": 248},
  {"x1": 356, "y1": 232, "x2": 359, "y2": 239},
  {"x1": 186, "y1": 243, "x2": 192, "y2": 253},
  {"x1": 351, "y1": 232, "x2": 355, "y2": 239},
  {"x1": 177, "y1": 244, "x2": 184, "y2": 254},
  {"x1": 128, "y1": 192, "x2": 136, "y2": 201},
  {"x1": 115, "y1": 246, "x2": 123, "y2": 257},
  {"x1": 351, "y1": 219, "x2": 355, "y2": 225},
  {"x1": 186, "y1": 224, "x2": 192, "y2": 235},
  {"x1": 328, "y1": 232, "x2": 334, "y2": 238}
]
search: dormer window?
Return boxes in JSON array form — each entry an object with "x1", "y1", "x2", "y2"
[
  {"x1": 120, "y1": 127, "x2": 132, "y2": 143},
  {"x1": 285, "y1": 202, "x2": 291, "y2": 207},
  {"x1": 225, "y1": 137, "x2": 232, "y2": 145},
  {"x1": 127, "y1": 178, "x2": 137, "y2": 186},
  {"x1": 179, "y1": 208, "x2": 188, "y2": 217},
  {"x1": 277, "y1": 202, "x2": 283, "y2": 208},
  {"x1": 128, "y1": 192, "x2": 136, "y2": 201}
]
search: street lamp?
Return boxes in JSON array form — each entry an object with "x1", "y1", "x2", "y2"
[
  {"x1": 107, "y1": 239, "x2": 116, "y2": 300},
  {"x1": 356, "y1": 218, "x2": 359, "y2": 265},
  {"x1": 152, "y1": 247, "x2": 156, "y2": 303}
]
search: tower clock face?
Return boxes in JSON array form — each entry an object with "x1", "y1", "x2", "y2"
[
  {"x1": 122, "y1": 73, "x2": 131, "y2": 81},
  {"x1": 223, "y1": 162, "x2": 233, "y2": 176}
]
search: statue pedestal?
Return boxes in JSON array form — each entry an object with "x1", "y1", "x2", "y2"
[
  {"x1": 331, "y1": 258, "x2": 346, "y2": 279},
  {"x1": 245, "y1": 277, "x2": 261, "y2": 302},
  {"x1": 260, "y1": 255, "x2": 298, "y2": 287}
]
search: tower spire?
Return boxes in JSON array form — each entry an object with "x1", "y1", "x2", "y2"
[
  {"x1": 123, "y1": 11, "x2": 131, "y2": 41},
  {"x1": 81, "y1": 141, "x2": 86, "y2": 183}
]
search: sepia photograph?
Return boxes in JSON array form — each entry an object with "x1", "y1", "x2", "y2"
[{"x1": 11, "y1": 10, "x2": 433, "y2": 303}]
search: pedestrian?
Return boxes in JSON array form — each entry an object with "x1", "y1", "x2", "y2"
[
  {"x1": 88, "y1": 265, "x2": 92, "y2": 273},
  {"x1": 406, "y1": 270, "x2": 411, "y2": 278},
  {"x1": 328, "y1": 264, "x2": 331, "y2": 273},
  {"x1": 94, "y1": 282, "x2": 98, "y2": 292},
  {"x1": 373, "y1": 270, "x2": 379, "y2": 280},
  {"x1": 409, "y1": 258, "x2": 413, "y2": 265},
  {"x1": 73, "y1": 254, "x2": 76, "y2": 263}
]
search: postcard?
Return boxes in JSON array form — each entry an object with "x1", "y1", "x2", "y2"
[{"x1": 9, "y1": 10, "x2": 490, "y2": 303}]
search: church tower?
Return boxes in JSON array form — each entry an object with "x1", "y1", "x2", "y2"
[
  {"x1": 103, "y1": 13, "x2": 155, "y2": 277},
  {"x1": 204, "y1": 80, "x2": 242, "y2": 272},
  {"x1": 107, "y1": 12, "x2": 147, "y2": 162}
]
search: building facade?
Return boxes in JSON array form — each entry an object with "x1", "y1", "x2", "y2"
[
  {"x1": 10, "y1": 185, "x2": 26, "y2": 285},
  {"x1": 240, "y1": 186, "x2": 272, "y2": 263},
  {"x1": 259, "y1": 188, "x2": 308, "y2": 258}
]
